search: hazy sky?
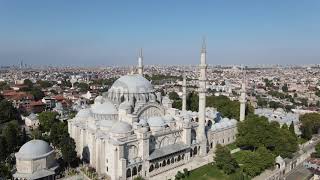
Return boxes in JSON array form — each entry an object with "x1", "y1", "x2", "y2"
[{"x1": 0, "y1": 0, "x2": 319, "y2": 66}]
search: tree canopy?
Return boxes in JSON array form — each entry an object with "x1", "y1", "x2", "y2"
[
  {"x1": 300, "y1": 113, "x2": 320, "y2": 140},
  {"x1": 236, "y1": 114, "x2": 298, "y2": 158},
  {"x1": 214, "y1": 144, "x2": 238, "y2": 174}
]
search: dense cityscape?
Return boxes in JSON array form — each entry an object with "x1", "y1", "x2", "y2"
[{"x1": 1, "y1": 1, "x2": 320, "y2": 180}]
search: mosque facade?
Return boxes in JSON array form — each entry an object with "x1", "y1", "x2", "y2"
[{"x1": 68, "y1": 41, "x2": 243, "y2": 180}]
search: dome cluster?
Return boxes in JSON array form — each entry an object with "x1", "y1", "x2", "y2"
[{"x1": 211, "y1": 118, "x2": 237, "y2": 131}]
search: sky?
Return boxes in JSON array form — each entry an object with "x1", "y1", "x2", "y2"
[{"x1": 0, "y1": 0, "x2": 319, "y2": 66}]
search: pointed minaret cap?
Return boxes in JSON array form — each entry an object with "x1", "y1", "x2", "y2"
[{"x1": 201, "y1": 36, "x2": 206, "y2": 53}]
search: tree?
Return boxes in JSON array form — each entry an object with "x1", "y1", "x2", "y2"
[
  {"x1": 3, "y1": 122, "x2": 19, "y2": 153},
  {"x1": 38, "y1": 111, "x2": 58, "y2": 132},
  {"x1": 61, "y1": 137, "x2": 77, "y2": 167},
  {"x1": 169, "y1": 91, "x2": 180, "y2": 100},
  {"x1": 0, "y1": 99, "x2": 18, "y2": 124},
  {"x1": 30, "y1": 87, "x2": 45, "y2": 101},
  {"x1": 289, "y1": 121, "x2": 295, "y2": 135},
  {"x1": 214, "y1": 144, "x2": 238, "y2": 174},
  {"x1": 0, "y1": 136, "x2": 7, "y2": 162},
  {"x1": 37, "y1": 80, "x2": 53, "y2": 88},
  {"x1": 281, "y1": 124, "x2": 288, "y2": 130},
  {"x1": 300, "y1": 113, "x2": 320, "y2": 140},
  {"x1": 282, "y1": 84, "x2": 288, "y2": 92},
  {"x1": 23, "y1": 79, "x2": 33, "y2": 89},
  {"x1": 21, "y1": 127, "x2": 28, "y2": 145},
  {"x1": 236, "y1": 114, "x2": 298, "y2": 158},
  {"x1": 313, "y1": 143, "x2": 320, "y2": 158},
  {"x1": 175, "y1": 171, "x2": 184, "y2": 180},
  {"x1": 134, "y1": 176, "x2": 145, "y2": 180}
]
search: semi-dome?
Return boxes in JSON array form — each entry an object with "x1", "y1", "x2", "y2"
[
  {"x1": 18, "y1": 140, "x2": 53, "y2": 159},
  {"x1": 91, "y1": 100, "x2": 117, "y2": 115},
  {"x1": 76, "y1": 108, "x2": 92, "y2": 118},
  {"x1": 110, "y1": 121, "x2": 132, "y2": 134},
  {"x1": 109, "y1": 74, "x2": 154, "y2": 94}
]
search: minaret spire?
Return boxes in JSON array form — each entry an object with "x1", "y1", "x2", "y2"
[
  {"x1": 198, "y1": 37, "x2": 207, "y2": 155},
  {"x1": 182, "y1": 73, "x2": 187, "y2": 112},
  {"x1": 138, "y1": 48, "x2": 143, "y2": 75},
  {"x1": 240, "y1": 66, "x2": 247, "y2": 121}
]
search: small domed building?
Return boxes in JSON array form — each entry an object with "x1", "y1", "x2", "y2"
[
  {"x1": 68, "y1": 44, "x2": 239, "y2": 180},
  {"x1": 13, "y1": 139, "x2": 58, "y2": 180}
]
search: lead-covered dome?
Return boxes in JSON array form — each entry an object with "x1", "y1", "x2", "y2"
[
  {"x1": 110, "y1": 121, "x2": 132, "y2": 134},
  {"x1": 17, "y1": 140, "x2": 53, "y2": 159},
  {"x1": 109, "y1": 74, "x2": 154, "y2": 94},
  {"x1": 91, "y1": 100, "x2": 118, "y2": 115}
]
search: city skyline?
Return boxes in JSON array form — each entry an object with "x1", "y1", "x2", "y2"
[{"x1": 1, "y1": 0, "x2": 320, "y2": 66}]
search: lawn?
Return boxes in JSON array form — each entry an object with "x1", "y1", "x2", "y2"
[{"x1": 184, "y1": 164, "x2": 235, "y2": 180}]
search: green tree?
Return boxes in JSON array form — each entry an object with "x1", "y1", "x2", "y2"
[
  {"x1": 169, "y1": 91, "x2": 180, "y2": 100},
  {"x1": 21, "y1": 127, "x2": 28, "y2": 145},
  {"x1": 37, "y1": 80, "x2": 53, "y2": 88},
  {"x1": 61, "y1": 137, "x2": 77, "y2": 167},
  {"x1": 281, "y1": 124, "x2": 288, "y2": 130},
  {"x1": 282, "y1": 84, "x2": 288, "y2": 92},
  {"x1": 3, "y1": 122, "x2": 19, "y2": 153},
  {"x1": 134, "y1": 176, "x2": 145, "y2": 180},
  {"x1": 0, "y1": 81, "x2": 10, "y2": 91},
  {"x1": 38, "y1": 111, "x2": 58, "y2": 132},
  {"x1": 30, "y1": 87, "x2": 45, "y2": 101},
  {"x1": 0, "y1": 99, "x2": 18, "y2": 124},
  {"x1": 23, "y1": 79, "x2": 33, "y2": 89},
  {"x1": 289, "y1": 121, "x2": 295, "y2": 135},
  {"x1": 313, "y1": 143, "x2": 320, "y2": 158},
  {"x1": 300, "y1": 113, "x2": 320, "y2": 140},
  {"x1": 214, "y1": 144, "x2": 238, "y2": 174},
  {"x1": 0, "y1": 136, "x2": 7, "y2": 162}
]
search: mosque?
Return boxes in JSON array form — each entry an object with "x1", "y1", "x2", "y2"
[{"x1": 68, "y1": 40, "x2": 246, "y2": 179}]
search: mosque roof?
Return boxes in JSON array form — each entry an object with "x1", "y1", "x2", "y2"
[
  {"x1": 91, "y1": 100, "x2": 118, "y2": 115},
  {"x1": 110, "y1": 121, "x2": 132, "y2": 134},
  {"x1": 17, "y1": 139, "x2": 53, "y2": 159},
  {"x1": 109, "y1": 74, "x2": 154, "y2": 94},
  {"x1": 147, "y1": 116, "x2": 166, "y2": 127}
]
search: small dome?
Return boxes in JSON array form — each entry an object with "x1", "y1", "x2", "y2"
[
  {"x1": 147, "y1": 116, "x2": 166, "y2": 127},
  {"x1": 76, "y1": 108, "x2": 92, "y2": 118},
  {"x1": 98, "y1": 120, "x2": 116, "y2": 128},
  {"x1": 110, "y1": 121, "x2": 132, "y2": 134},
  {"x1": 139, "y1": 118, "x2": 148, "y2": 126},
  {"x1": 94, "y1": 96, "x2": 104, "y2": 104},
  {"x1": 119, "y1": 101, "x2": 132, "y2": 110},
  {"x1": 91, "y1": 100, "x2": 117, "y2": 115},
  {"x1": 109, "y1": 74, "x2": 154, "y2": 94},
  {"x1": 18, "y1": 140, "x2": 53, "y2": 159},
  {"x1": 163, "y1": 114, "x2": 174, "y2": 122}
]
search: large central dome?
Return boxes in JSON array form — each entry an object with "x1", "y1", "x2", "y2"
[{"x1": 109, "y1": 74, "x2": 154, "y2": 94}]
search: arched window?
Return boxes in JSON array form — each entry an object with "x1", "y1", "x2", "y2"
[
  {"x1": 193, "y1": 147, "x2": 198, "y2": 155},
  {"x1": 155, "y1": 162, "x2": 159, "y2": 169},
  {"x1": 171, "y1": 157, "x2": 174, "y2": 164},
  {"x1": 126, "y1": 169, "x2": 131, "y2": 178},
  {"x1": 132, "y1": 167, "x2": 137, "y2": 176},
  {"x1": 138, "y1": 165, "x2": 142, "y2": 172},
  {"x1": 167, "y1": 159, "x2": 170, "y2": 165},
  {"x1": 182, "y1": 154, "x2": 185, "y2": 160},
  {"x1": 162, "y1": 160, "x2": 166, "y2": 166},
  {"x1": 177, "y1": 155, "x2": 181, "y2": 161},
  {"x1": 149, "y1": 164, "x2": 154, "y2": 172}
]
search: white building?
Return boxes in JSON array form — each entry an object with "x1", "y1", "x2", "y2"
[
  {"x1": 24, "y1": 113, "x2": 39, "y2": 128},
  {"x1": 13, "y1": 140, "x2": 58, "y2": 180},
  {"x1": 68, "y1": 42, "x2": 238, "y2": 180}
]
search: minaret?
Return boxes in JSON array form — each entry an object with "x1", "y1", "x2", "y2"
[
  {"x1": 182, "y1": 73, "x2": 187, "y2": 112},
  {"x1": 240, "y1": 67, "x2": 246, "y2": 121},
  {"x1": 198, "y1": 37, "x2": 207, "y2": 155},
  {"x1": 138, "y1": 48, "x2": 143, "y2": 75}
]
